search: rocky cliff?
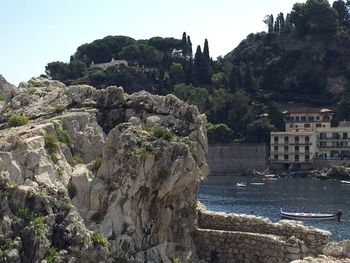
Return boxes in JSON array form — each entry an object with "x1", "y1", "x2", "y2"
[{"x1": 0, "y1": 77, "x2": 208, "y2": 262}]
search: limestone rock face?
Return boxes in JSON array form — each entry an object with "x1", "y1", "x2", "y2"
[{"x1": 0, "y1": 77, "x2": 208, "y2": 262}]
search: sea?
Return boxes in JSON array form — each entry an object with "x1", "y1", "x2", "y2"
[{"x1": 198, "y1": 176, "x2": 350, "y2": 241}]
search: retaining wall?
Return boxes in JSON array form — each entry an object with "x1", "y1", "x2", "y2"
[
  {"x1": 194, "y1": 205, "x2": 331, "y2": 263},
  {"x1": 207, "y1": 144, "x2": 268, "y2": 176}
]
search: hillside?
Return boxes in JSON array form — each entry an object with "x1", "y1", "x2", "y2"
[{"x1": 43, "y1": 0, "x2": 350, "y2": 144}]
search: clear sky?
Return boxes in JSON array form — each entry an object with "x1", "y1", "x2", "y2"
[{"x1": 0, "y1": 0, "x2": 307, "y2": 85}]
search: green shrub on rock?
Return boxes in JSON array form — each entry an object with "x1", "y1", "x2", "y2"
[
  {"x1": 7, "y1": 114, "x2": 28, "y2": 127},
  {"x1": 91, "y1": 230, "x2": 108, "y2": 247}
]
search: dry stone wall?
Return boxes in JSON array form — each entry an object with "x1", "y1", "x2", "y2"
[{"x1": 194, "y1": 205, "x2": 331, "y2": 263}]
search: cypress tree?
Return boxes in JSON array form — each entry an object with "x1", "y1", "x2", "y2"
[
  {"x1": 182, "y1": 32, "x2": 187, "y2": 57},
  {"x1": 187, "y1": 36, "x2": 193, "y2": 58},
  {"x1": 203, "y1": 38, "x2": 210, "y2": 61}
]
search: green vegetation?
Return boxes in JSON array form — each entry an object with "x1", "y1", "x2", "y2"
[
  {"x1": 0, "y1": 237, "x2": 13, "y2": 251},
  {"x1": 141, "y1": 124, "x2": 174, "y2": 141},
  {"x1": 45, "y1": 247, "x2": 59, "y2": 263},
  {"x1": 57, "y1": 167, "x2": 64, "y2": 176},
  {"x1": 49, "y1": 153, "x2": 59, "y2": 164},
  {"x1": 91, "y1": 230, "x2": 108, "y2": 247},
  {"x1": 68, "y1": 182, "x2": 77, "y2": 199},
  {"x1": 172, "y1": 257, "x2": 181, "y2": 263},
  {"x1": 54, "y1": 104, "x2": 65, "y2": 113},
  {"x1": 44, "y1": 0, "x2": 350, "y2": 143},
  {"x1": 30, "y1": 216, "x2": 46, "y2": 235},
  {"x1": 28, "y1": 87, "x2": 37, "y2": 95},
  {"x1": 73, "y1": 154, "x2": 83, "y2": 164},
  {"x1": 18, "y1": 208, "x2": 46, "y2": 235},
  {"x1": 93, "y1": 155, "x2": 102, "y2": 171},
  {"x1": 138, "y1": 142, "x2": 155, "y2": 159},
  {"x1": 90, "y1": 211, "x2": 105, "y2": 223},
  {"x1": 7, "y1": 114, "x2": 28, "y2": 127},
  {"x1": 44, "y1": 132, "x2": 60, "y2": 151}
]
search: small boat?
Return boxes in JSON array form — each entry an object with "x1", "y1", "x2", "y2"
[
  {"x1": 341, "y1": 180, "x2": 350, "y2": 184},
  {"x1": 236, "y1": 182, "x2": 247, "y2": 187},
  {"x1": 263, "y1": 177, "x2": 278, "y2": 181},
  {"x1": 265, "y1": 174, "x2": 276, "y2": 178},
  {"x1": 251, "y1": 182, "x2": 264, "y2": 186},
  {"x1": 280, "y1": 209, "x2": 342, "y2": 221}
]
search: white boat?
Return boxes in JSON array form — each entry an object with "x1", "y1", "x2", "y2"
[
  {"x1": 236, "y1": 182, "x2": 247, "y2": 187},
  {"x1": 280, "y1": 209, "x2": 342, "y2": 221},
  {"x1": 251, "y1": 182, "x2": 264, "y2": 186},
  {"x1": 341, "y1": 180, "x2": 350, "y2": 184}
]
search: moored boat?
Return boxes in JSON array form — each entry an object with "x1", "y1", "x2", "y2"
[
  {"x1": 236, "y1": 182, "x2": 247, "y2": 187},
  {"x1": 251, "y1": 182, "x2": 264, "y2": 185},
  {"x1": 341, "y1": 180, "x2": 350, "y2": 184},
  {"x1": 280, "y1": 209, "x2": 342, "y2": 221}
]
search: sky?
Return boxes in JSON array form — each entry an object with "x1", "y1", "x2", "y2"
[{"x1": 0, "y1": 0, "x2": 307, "y2": 85}]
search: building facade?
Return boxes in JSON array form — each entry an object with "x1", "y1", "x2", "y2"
[{"x1": 270, "y1": 107, "x2": 334, "y2": 170}]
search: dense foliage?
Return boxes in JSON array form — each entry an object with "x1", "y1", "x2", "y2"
[{"x1": 44, "y1": 0, "x2": 350, "y2": 143}]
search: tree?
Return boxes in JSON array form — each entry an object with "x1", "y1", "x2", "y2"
[
  {"x1": 263, "y1": 14, "x2": 274, "y2": 33},
  {"x1": 187, "y1": 36, "x2": 193, "y2": 58},
  {"x1": 45, "y1": 61, "x2": 70, "y2": 81},
  {"x1": 332, "y1": 0, "x2": 350, "y2": 26},
  {"x1": 246, "y1": 118, "x2": 276, "y2": 143},
  {"x1": 181, "y1": 32, "x2": 188, "y2": 57},
  {"x1": 207, "y1": 123, "x2": 234, "y2": 143},
  {"x1": 119, "y1": 44, "x2": 163, "y2": 66},
  {"x1": 291, "y1": 0, "x2": 339, "y2": 36},
  {"x1": 169, "y1": 63, "x2": 185, "y2": 83},
  {"x1": 203, "y1": 38, "x2": 210, "y2": 61},
  {"x1": 173, "y1": 83, "x2": 208, "y2": 112}
]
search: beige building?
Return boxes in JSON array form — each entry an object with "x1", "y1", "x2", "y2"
[
  {"x1": 270, "y1": 107, "x2": 333, "y2": 169},
  {"x1": 316, "y1": 122, "x2": 350, "y2": 159}
]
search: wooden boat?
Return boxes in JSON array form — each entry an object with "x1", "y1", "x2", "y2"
[
  {"x1": 236, "y1": 182, "x2": 247, "y2": 187},
  {"x1": 280, "y1": 209, "x2": 342, "y2": 221},
  {"x1": 341, "y1": 180, "x2": 350, "y2": 184},
  {"x1": 251, "y1": 182, "x2": 264, "y2": 186}
]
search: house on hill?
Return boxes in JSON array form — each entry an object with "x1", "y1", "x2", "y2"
[{"x1": 270, "y1": 107, "x2": 350, "y2": 170}]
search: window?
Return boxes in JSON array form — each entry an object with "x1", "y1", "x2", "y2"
[
  {"x1": 284, "y1": 136, "x2": 289, "y2": 142},
  {"x1": 284, "y1": 155, "x2": 289, "y2": 160},
  {"x1": 295, "y1": 155, "x2": 299, "y2": 162},
  {"x1": 304, "y1": 123, "x2": 310, "y2": 128},
  {"x1": 295, "y1": 116, "x2": 300, "y2": 121},
  {"x1": 305, "y1": 136, "x2": 310, "y2": 142},
  {"x1": 305, "y1": 145, "x2": 310, "y2": 152},
  {"x1": 308, "y1": 116, "x2": 314, "y2": 121},
  {"x1": 316, "y1": 123, "x2": 322, "y2": 128},
  {"x1": 274, "y1": 146, "x2": 278, "y2": 151},
  {"x1": 289, "y1": 124, "x2": 293, "y2": 128},
  {"x1": 295, "y1": 146, "x2": 299, "y2": 152},
  {"x1": 344, "y1": 133, "x2": 348, "y2": 139},
  {"x1": 295, "y1": 136, "x2": 299, "y2": 143},
  {"x1": 320, "y1": 141, "x2": 326, "y2": 148},
  {"x1": 332, "y1": 133, "x2": 339, "y2": 139},
  {"x1": 274, "y1": 154, "x2": 278, "y2": 160},
  {"x1": 301, "y1": 116, "x2": 306, "y2": 121},
  {"x1": 320, "y1": 133, "x2": 327, "y2": 139},
  {"x1": 316, "y1": 116, "x2": 320, "y2": 121},
  {"x1": 274, "y1": 136, "x2": 278, "y2": 142},
  {"x1": 284, "y1": 146, "x2": 289, "y2": 151},
  {"x1": 305, "y1": 155, "x2": 310, "y2": 161}
]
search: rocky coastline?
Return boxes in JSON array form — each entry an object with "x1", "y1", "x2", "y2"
[{"x1": 0, "y1": 76, "x2": 349, "y2": 262}]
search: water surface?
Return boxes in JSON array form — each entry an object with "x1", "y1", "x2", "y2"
[{"x1": 198, "y1": 176, "x2": 350, "y2": 240}]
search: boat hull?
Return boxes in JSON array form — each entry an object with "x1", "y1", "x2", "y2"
[{"x1": 280, "y1": 210, "x2": 341, "y2": 221}]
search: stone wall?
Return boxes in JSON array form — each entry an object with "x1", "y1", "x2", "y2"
[
  {"x1": 207, "y1": 144, "x2": 268, "y2": 176},
  {"x1": 194, "y1": 205, "x2": 331, "y2": 263}
]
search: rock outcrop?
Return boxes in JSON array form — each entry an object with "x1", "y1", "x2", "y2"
[{"x1": 0, "y1": 77, "x2": 208, "y2": 262}]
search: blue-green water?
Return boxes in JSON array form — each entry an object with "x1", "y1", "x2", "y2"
[{"x1": 198, "y1": 176, "x2": 350, "y2": 241}]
